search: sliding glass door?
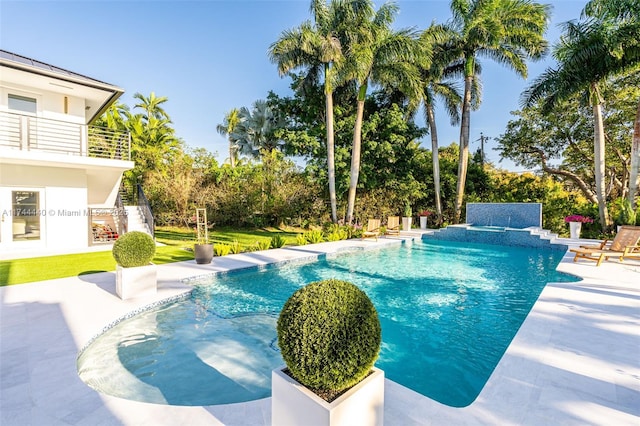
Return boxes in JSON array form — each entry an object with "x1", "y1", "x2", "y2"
[{"x1": 0, "y1": 187, "x2": 44, "y2": 249}]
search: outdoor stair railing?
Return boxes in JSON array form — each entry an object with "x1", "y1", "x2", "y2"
[{"x1": 137, "y1": 183, "x2": 155, "y2": 238}]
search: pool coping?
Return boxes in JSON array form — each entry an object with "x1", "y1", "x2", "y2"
[{"x1": 1, "y1": 233, "x2": 639, "y2": 425}]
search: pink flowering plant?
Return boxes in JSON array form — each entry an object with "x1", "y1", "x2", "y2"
[
  {"x1": 564, "y1": 215, "x2": 594, "y2": 223},
  {"x1": 419, "y1": 210, "x2": 432, "y2": 217}
]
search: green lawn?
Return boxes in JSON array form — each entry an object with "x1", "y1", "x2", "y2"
[
  {"x1": 0, "y1": 226, "x2": 304, "y2": 286},
  {"x1": 155, "y1": 225, "x2": 302, "y2": 250}
]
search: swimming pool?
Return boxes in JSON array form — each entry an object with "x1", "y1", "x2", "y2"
[{"x1": 77, "y1": 239, "x2": 579, "y2": 407}]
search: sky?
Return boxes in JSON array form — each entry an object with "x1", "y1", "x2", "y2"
[{"x1": 1, "y1": 0, "x2": 589, "y2": 170}]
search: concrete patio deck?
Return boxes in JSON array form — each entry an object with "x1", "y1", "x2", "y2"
[{"x1": 1, "y1": 235, "x2": 638, "y2": 425}]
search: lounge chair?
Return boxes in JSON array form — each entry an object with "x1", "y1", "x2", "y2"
[
  {"x1": 569, "y1": 225, "x2": 640, "y2": 266},
  {"x1": 362, "y1": 219, "x2": 381, "y2": 241},
  {"x1": 385, "y1": 216, "x2": 400, "y2": 236}
]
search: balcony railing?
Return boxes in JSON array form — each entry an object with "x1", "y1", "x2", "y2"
[{"x1": 0, "y1": 111, "x2": 130, "y2": 160}]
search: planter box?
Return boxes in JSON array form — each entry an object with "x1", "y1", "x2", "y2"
[
  {"x1": 419, "y1": 216, "x2": 428, "y2": 230},
  {"x1": 116, "y1": 263, "x2": 157, "y2": 300},
  {"x1": 569, "y1": 221, "x2": 582, "y2": 239},
  {"x1": 402, "y1": 217, "x2": 412, "y2": 232},
  {"x1": 271, "y1": 366, "x2": 384, "y2": 426},
  {"x1": 194, "y1": 243, "x2": 214, "y2": 264}
]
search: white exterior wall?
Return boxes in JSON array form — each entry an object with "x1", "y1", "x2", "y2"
[
  {"x1": 0, "y1": 83, "x2": 85, "y2": 124},
  {"x1": 44, "y1": 186, "x2": 89, "y2": 249},
  {"x1": 0, "y1": 164, "x2": 89, "y2": 250}
]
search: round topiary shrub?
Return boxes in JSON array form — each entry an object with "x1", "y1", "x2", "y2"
[
  {"x1": 112, "y1": 231, "x2": 156, "y2": 268},
  {"x1": 277, "y1": 279, "x2": 381, "y2": 392}
]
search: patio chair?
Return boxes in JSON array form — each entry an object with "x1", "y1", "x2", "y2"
[
  {"x1": 362, "y1": 219, "x2": 381, "y2": 241},
  {"x1": 385, "y1": 216, "x2": 400, "y2": 236},
  {"x1": 569, "y1": 225, "x2": 640, "y2": 266}
]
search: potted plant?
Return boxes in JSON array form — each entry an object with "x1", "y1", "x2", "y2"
[
  {"x1": 402, "y1": 203, "x2": 412, "y2": 231},
  {"x1": 614, "y1": 198, "x2": 636, "y2": 232},
  {"x1": 194, "y1": 208, "x2": 213, "y2": 264},
  {"x1": 419, "y1": 210, "x2": 431, "y2": 230},
  {"x1": 272, "y1": 279, "x2": 383, "y2": 426},
  {"x1": 564, "y1": 214, "x2": 593, "y2": 239},
  {"x1": 112, "y1": 231, "x2": 157, "y2": 300}
]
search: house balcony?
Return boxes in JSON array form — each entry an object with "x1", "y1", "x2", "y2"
[
  {"x1": 0, "y1": 110, "x2": 130, "y2": 160},
  {"x1": 0, "y1": 111, "x2": 134, "y2": 209}
]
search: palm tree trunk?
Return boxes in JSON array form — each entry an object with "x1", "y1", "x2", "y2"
[
  {"x1": 629, "y1": 100, "x2": 640, "y2": 209},
  {"x1": 346, "y1": 86, "x2": 367, "y2": 224},
  {"x1": 229, "y1": 139, "x2": 236, "y2": 168},
  {"x1": 592, "y1": 89, "x2": 610, "y2": 230},
  {"x1": 454, "y1": 73, "x2": 473, "y2": 224},
  {"x1": 325, "y1": 68, "x2": 338, "y2": 223},
  {"x1": 426, "y1": 103, "x2": 442, "y2": 225}
]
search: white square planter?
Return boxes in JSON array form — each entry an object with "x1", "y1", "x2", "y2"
[
  {"x1": 116, "y1": 263, "x2": 157, "y2": 300},
  {"x1": 419, "y1": 216, "x2": 428, "y2": 230},
  {"x1": 271, "y1": 366, "x2": 384, "y2": 426},
  {"x1": 402, "y1": 217, "x2": 412, "y2": 231}
]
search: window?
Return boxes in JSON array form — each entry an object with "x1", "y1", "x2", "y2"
[{"x1": 8, "y1": 94, "x2": 37, "y2": 114}]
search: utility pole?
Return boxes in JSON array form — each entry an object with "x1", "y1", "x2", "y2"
[{"x1": 477, "y1": 132, "x2": 490, "y2": 167}]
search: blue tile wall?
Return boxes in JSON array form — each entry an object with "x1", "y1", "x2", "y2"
[{"x1": 466, "y1": 203, "x2": 542, "y2": 228}]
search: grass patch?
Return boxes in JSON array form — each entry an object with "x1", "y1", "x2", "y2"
[
  {"x1": 156, "y1": 225, "x2": 302, "y2": 251},
  {"x1": 0, "y1": 226, "x2": 305, "y2": 286},
  {"x1": 0, "y1": 245, "x2": 193, "y2": 286}
]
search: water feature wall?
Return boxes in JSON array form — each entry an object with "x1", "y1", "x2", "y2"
[
  {"x1": 424, "y1": 226, "x2": 566, "y2": 250},
  {"x1": 466, "y1": 203, "x2": 542, "y2": 228}
]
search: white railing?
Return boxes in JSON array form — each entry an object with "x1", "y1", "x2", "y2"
[{"x1": 0, "y1": 111, "x2": 130, "y2": 160}]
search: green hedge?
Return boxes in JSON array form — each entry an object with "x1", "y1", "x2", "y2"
[
  {"x1": 277, "y1": 279, "x2": 381, "y2": 392},
  {"x1": 112, "y1": 231, "x2": 156, "y2": 267}
]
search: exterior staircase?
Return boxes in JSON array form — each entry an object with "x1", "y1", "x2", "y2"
[{"x1": 124, "y1": 205, "x2": 153, "y2": 236}]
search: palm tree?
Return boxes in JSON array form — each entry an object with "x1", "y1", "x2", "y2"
[
  {"x1": 445, "y1": 0, "x2": 550, "y2": 223},
  {"x1": 133, "y1": 92, "x2": 170, "y2": 122},
  {"x1": 414, "y1": 25, "x2": 465, "y2": 225},
  {"x1": 229, "y1": 100, "x2": 285, "y2": 159},
  {"x1": 582, "y1": 0, "x2": 640, "y2": 208},
  {"x1": 216, "y1": 108, "x2": 241, "y2": 167},
  {"x1": 269, "y1": 0, "x2": 345, "y2": 222},
  {"x1": 523, "y1": 6, "x2": 639, "y2": 229},
  {"x1": 340, "y1": 0, "x2": 423, "y2": 223}
]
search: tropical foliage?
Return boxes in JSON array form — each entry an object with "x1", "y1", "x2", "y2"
[{"x1": 96, "y1": 0, "x2": 637, "y2": 240}]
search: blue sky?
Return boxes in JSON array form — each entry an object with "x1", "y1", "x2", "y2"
[{"x1": 1, "y1": 0, "x2": 588, "y2": 169}]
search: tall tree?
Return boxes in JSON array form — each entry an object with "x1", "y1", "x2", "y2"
[
  {"x1": 445, "y1": 0, "x2": 549, "y2": 223},
  {"x1": 133, "y1": 92, "x2": 170, "y2": 122},
  {"x1": 340, "y1": 0, "x2": 423, "y2": 223},
  {"x1": 523, "y1": 4, "x2": 639, "y2": 229},
  {"x1": 269, "y1": 0, "x2": 345, "y2": 222},
  {"x1": 229, "y1": 100, "x2": 285, "y2": 159},
  {"x1": 414, "y1": 24, "x2": 465, "y2": 225},
  {"x1": 216, "y1": 108, "x2": 241, "y2": 168},
  {"x1": 583, "y1": 0, "x2": 640, "y2": 208}
]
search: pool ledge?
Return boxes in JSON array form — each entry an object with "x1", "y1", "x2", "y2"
[{"x1": 1, "y1": 234, "x2": 638, "y2": 425}]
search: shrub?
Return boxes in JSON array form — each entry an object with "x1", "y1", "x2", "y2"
[
  {"x1": 326, "y1": 228, "x2": 348, "y2": 241},
  {"x1": 295, "y1": 234, "x2": 308, "y2": 246},
  {"x1": 277, "y1": 279, "x2": 381, "y2": 392},
  {"x1": 229, "y1": 240, "x2": 242, "y2": 254},
  {"x1": 214, "y1": 244, "x2": 231, "y2": 256},
  {"x1": 112, "y1": 231, "x2": 156, "y2": 268},
  {"x1": 255, "y1": 240, "x2": 271, "y2": 251},
  {"x1": 270, "y1": 235, "x2": 286, "y2": 248},
  {"x1": 615, "y1": 198, "x2": 636, "y2": 226},
  {"x1": 304, "y1": 230, "x2": 325, "y2": 244},
  {"x1": 403, "y1": 203, "x2": 412, "y2": 217}
]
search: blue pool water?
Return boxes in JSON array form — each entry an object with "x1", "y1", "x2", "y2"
[{"x1": 77, "y1": 239, "x2": 579, "y2": 407}]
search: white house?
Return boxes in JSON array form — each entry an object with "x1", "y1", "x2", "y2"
[{"x1": 0, "y1": 50, "x2": 136, "y2": 258}]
